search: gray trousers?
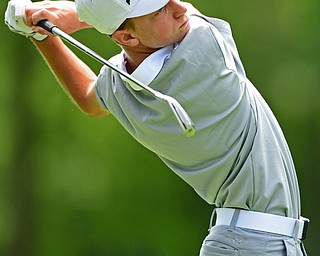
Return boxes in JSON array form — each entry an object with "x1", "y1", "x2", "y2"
[{"x1": 199, "y1": 210, "x2": 308, "y2": 256}]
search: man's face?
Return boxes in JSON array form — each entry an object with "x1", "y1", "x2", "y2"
[{"x1": 130, "y1": 0, "x2": 190, "y2": 49}]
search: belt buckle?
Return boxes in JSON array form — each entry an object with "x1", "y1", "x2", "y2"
[{"x1": 300, "y1": 217, "x2": 310, "y2": 240}]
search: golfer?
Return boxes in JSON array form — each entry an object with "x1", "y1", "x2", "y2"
[{"x1": 5, "y1": 0, "x2": 309, "y2": 255}]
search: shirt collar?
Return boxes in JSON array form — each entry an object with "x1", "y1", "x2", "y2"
[{"x1": 118, "y1": 44, "x2": 175, "y2": 91}]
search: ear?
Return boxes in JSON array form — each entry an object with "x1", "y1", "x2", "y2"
[{"x1": 112, "y1": 30, "x2": 139, "y2": 47}]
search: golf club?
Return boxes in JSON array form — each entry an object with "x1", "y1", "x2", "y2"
[{"x1": 37, "y1": 20, "x2": 195, "y2": 137}]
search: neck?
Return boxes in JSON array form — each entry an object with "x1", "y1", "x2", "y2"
[{"x1": 122, "y1": 45, "x2": 159, "y2": 74}]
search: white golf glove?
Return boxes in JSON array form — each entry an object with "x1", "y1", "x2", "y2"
[{"x1": 4, "y1": 0, "x2": 47, "y2": 41}]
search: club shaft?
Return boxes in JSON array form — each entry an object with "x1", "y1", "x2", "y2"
[
  {"x1": 52, "y1": 28, "x2": 166, "y2": 101},
  {"x1": 37, "y1": 20, "x2": 195, "y2": 137}
]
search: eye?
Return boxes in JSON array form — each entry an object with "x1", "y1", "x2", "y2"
[{"x1": 155, "y1": 6, "x2": 165, "y2": 15}]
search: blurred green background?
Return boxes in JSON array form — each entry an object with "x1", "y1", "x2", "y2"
[{"x1": 0, "y1": 0, "x2": 319, "y2": 255}]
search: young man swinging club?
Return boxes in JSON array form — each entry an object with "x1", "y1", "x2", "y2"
[{"x1": 5, "y1": 0, "x2": 309, "y2": 255}]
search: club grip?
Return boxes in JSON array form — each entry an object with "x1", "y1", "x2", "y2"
[{"x1": 37, "y1": 20, "x2": 56, "y2": 34}]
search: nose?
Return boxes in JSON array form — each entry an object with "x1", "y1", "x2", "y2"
[{"x1": 170, "y1": 0, "x2": 188, "y2": 18}]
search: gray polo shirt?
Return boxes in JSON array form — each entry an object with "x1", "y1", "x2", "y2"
[{"x1": 95, "y1": 15, "x2": 301, "y2": 218}]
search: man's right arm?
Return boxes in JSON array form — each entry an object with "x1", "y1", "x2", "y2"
[
  {"x1": 23, "y1": 1, "x2": 109, "y2": 117},
  {"x1": 32, "y1": 36, "x2": 109, "y2": 117}
]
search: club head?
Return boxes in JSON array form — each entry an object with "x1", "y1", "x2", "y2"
[{"x1": 166, "y1": 97, "x2": 195, "y2": 137}]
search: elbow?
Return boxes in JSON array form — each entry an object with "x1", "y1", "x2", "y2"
[
  {"x1": 87, "y1": 110, "x2": 109, "y2": 117},
  {"x1": 84, "y1": 106, "x2": 109, "y2": 117},
  {"x1": 76, "y1": 99, "x2": 109, "y2": 117},
  {"x1": 78, "y1": 90, "x2": 110, "y2": 117}
]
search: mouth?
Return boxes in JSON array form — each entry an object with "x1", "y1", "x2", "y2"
[{"x1": 179, "y1": 18, "x2": 190, "y2": 29}]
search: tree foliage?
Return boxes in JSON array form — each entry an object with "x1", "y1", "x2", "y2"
[{"x1": 0, "y1": 0, "x2": 319, "y2": 255}]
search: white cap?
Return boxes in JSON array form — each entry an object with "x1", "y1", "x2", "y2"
[{"x1": 75, "y1": 0, "x2": 170, "y2": 35}]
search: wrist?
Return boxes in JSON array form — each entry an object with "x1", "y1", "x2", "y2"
[
  {"x1": 30, "y1": 34, "x2": 59, "y2": 45},
  {"x1": 30, "y1": 33, "x2": 48, "y2": 41}
]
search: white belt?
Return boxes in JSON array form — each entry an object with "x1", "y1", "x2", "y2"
[{"x1": 215, "y1": 208, "x2": 309, "y2": 240}]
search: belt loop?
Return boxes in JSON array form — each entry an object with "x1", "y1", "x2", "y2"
[
  {"x1": 292, "y1": 220, "x2": 299, "y2": 240},
  {"x1": 208, "y1": 208, "x2": 216, "y2": 231},
  {"x1": 229, "y1": 209, "x2": 241, "y2": 230}
]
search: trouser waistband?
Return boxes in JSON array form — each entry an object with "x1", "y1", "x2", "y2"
[{"x1": 211, "y1": 208, "x2": 309, "y2": 240}]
